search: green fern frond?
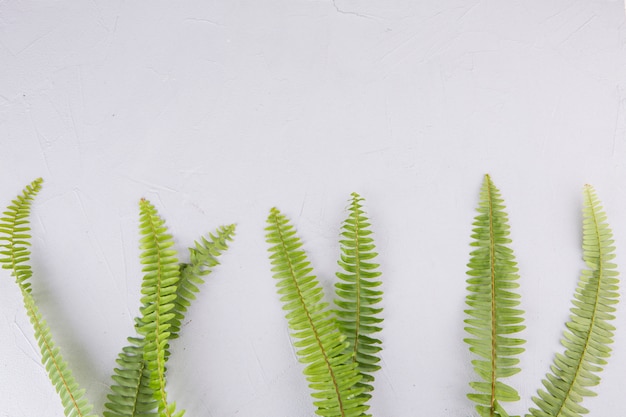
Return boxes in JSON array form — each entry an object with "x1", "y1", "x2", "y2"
[
  {"x1": 266, "y1": 208, "x2": 369, "y2": 417},
  {"x1": 103, "y1": 334, "x2": 158, "y2": 417},
  {"x1": 0, "y1": 179, "x2": 97, "y2": 417},
  {"x1": 465, "y1": 175, "x2": 525, "y2": 417},
  {"x1": 170, "y1": 224, "x2": 236, "y2": 340},
  {"x1": 527, "y1": 185, "x2": 619, "y2": 417},
  {"x1": 334, "y1": 193, "x2": 383, "y2": 398},
  {"x1": 136, "y1": 199, "x2": 184, "y2": 417},
  {"x1": 0, "y1": 177, "x2": 43, "y2": 292}
]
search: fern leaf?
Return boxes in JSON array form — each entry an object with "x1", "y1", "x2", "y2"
[
  {"x1": 0, "y1": 179, "x2": 97, "y2": 417},
  {"x1": 527, "y1": 185, "x2": 619, "y2": 417},
  {"x1": 170, "y1": 224, "x2": 236, "y2": 340},
  {"x1": 334, "y1": 193, "x2": 383, "y2": 398},
  {"x1": 266, "y1": 208, "x2": 369, "y2": 417},
  {"x1": 103, "y1": 333, "x2": 158, "y2": 417},
  {"x1": 0, "y1": 178, "x2": 43, "y2": 292},
  {"x1": 136, "y1": 199, "x2": 184, "y2": 417},
  {"x1": 465, "y1": 175, "x2": 525, "y2": 417}
]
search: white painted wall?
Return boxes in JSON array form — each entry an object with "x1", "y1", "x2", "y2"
[{"x1": 1, "y1": 1, "x2": 625, "y2": 416}]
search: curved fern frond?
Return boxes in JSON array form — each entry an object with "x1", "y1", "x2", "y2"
[
  {"x1": 527, "y1": 185, "x2": 619, "y2": 417},
  {"x1": 0, "y1": 178, "x2": 97, "y2": 417},
  {"x1": 266, "y1": 208, "x2": 369, "y2": 417},
  {"x1": 465, "y1": 174, "x2": 525, "y2": 417},
  {"x1": 170, "y1": 224, "x2": 236, "y2": 340},
  {"x1": 0, "y1": 178, "x2": 43, "y2": 292},
  {"x1": 334, "y1": 193, "x2": 383, "y2": 398},
  {"x1": 136, "y1": 199, "x2": 184, "y2": 417}
]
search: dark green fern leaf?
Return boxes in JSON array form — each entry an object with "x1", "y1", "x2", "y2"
[
  {"x1": 0, "y1": 179, "x2": 97, "y2": 417},
  {"x1": 465, "y1": 175, "x2": 525, "y2": 417},
  {"x1": 266, "y1": 208, "x2": 369, "y2": 417},
  {"x1": 334, "y1": 193, "x2": 383, "y2": 398},
  {"x1": 136, "y1": 199, "x2": 184, "y2": 417},
  {"x1": 527, "y1": 185, "x2": 619, "y2": 417},
  {"x1": 103, "y1": 333, "x2": 158, "y2": 417}
]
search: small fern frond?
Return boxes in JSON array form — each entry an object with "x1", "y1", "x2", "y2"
[
  {"x1": 266, "y1": 208, "x2": 369, "y2": 417},
  {"x1": 527, "y1": 185, "x2": 619, "y2": 417},
  {"x1": 136, "y1": 199, "x2": 184, "y2": 417},
  {"x1": 334, "y1": 193, "x2": 383, "y2": 398},
  {"x1": 465, "y1": 175, "x2": 525, "y2": 417},
  {"x1": 0, "y1": 179, "x2": 96, "y2": 417},
  {"x1": 170, "y1": 224, "x2": 236, "y2": 340},
  {"x1": 103, "y1": 334, "x2": 158, "y2": 417},
  {"x1": 0, "y1": 177, "x2": 42, "y2": 292}
]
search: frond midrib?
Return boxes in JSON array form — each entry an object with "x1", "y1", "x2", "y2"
[
  {"x1": 552, "y1": 187, "x2": 605, "y2": 417},
  {"x1": 270, "y1": 211, "x2": 346, "y2": 417}
]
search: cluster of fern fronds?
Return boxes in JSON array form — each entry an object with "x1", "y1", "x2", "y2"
[
  {"x1": 464, "y1": 175, "x2": 619, "y2": 417},
  {"x1": 0, "y1": 176, "x2": 620, "y2": 417},
  {"x1": 0, "y1": 179, "x2": 235, "y2": 417},
  {"x1": 265, "y1": 193, "x2": 384, "y2": 417}
]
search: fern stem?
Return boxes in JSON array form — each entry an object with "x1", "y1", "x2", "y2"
[
  {"x1": 350, "y1": 204, "x2": 362, "y2": 365},
  {"x1": 270, "y1": 210, "x2": 346, "y2": 417}
]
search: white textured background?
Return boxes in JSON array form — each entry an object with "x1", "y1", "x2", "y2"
[{"x1": 1, "y1": 1, "x2": 626, "y2": 416}]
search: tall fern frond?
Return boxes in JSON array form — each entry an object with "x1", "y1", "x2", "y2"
[
  {"x1": 0, "y1": 178, "x2": 97, "y2": 417},
  {"x1": 465, "y1": 174, "x2": 525, "y2": 417},
  {"x1": 334, "y1": 193, "x2": 383, "y2": 398},
  {"x1": 527, "y1": 185, "x2": 619, "y2": 417},
  {"x1": 266, "y1": 208, "x2": 369, "y2": 417},
  {"x1": 136, "y1": 199, "x2": 183, "y2": 417}
]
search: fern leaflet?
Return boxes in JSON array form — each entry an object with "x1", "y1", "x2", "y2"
[
  {"x1": 334, "y1": 193, "x2": 383, "y2": 398},
  {"x1": 0, "y1": 178, "x2": 97, "y2": 417},
  {"x1": 266, "y1": 208, "x2": 369, "y2": 417},
  {"x1": 465, "y1": 174, "x2": 525, "y2": 417},
  {"x1": 527, "y1": 185, "x2": 619, "y2": 417}
]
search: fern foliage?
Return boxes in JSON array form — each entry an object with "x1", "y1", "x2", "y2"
[
  {"x1": 0, "y1": 178, "x2": 97, "y2": 417},
  {"x1": 334, "y1": 193, "x2": 383, "y2": 398},
  {"x1": 136, "y1": 198, "x2": 183, "y2": 417},
  {"x1": 465, "y1": 174, "x2": 525, "y2": 417},
  {"x1": 171, "y1": 225, "x2": 236, "y2": 341},
  {"x1": 104, "y1": 217, "x2": 235, "y2": 417},
  {"x1": 103, "y1": 333, "x2": 157, "y2": 417},
  {"x1": 266, "y1": 207, "x2": 369, "y2": 417},
  {"x1": 527, "y1": 185, "x2": 619, "y2": 417}
]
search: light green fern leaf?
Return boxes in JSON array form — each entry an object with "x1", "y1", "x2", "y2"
[
  {"x1": 136, "y1": 199, "x2": 184, "y2": 417},
  {"x1": 170, "y1": 224, "x2": 236, "y2": 340},
  {"x1": 527, "y1": 185, "x2": 619, "y2": 417},
  {"x1": 334, "y1": 193, "x2": 383, "y2": 398},
  {"x1": 465, "y1": 175, "x2": 525, "y2": 417},
  {"x1": 266, "y1": 208, "x2": 369, "y2": 417},
  {"x1": 0, "y1": 178, "x2": 97, "y2": 417}
]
